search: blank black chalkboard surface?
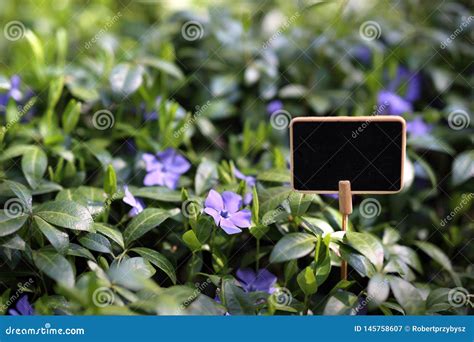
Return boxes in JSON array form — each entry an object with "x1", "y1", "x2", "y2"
[{"x1": 290, "y1": 116, "x2": 406, "y2": 194}]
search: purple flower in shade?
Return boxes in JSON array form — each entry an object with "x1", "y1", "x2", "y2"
[
  {"x1": 323, "y1": 193, "x2": 338, "y2": 199},
  {"x1": 377, "y1": 90, "x2": 412, "y2": 116},
  {"x1": 377, "y1": 66, "x2": 421, "y2": 116},
  {"x1": 122, "y1": 186, "x2": 145, "y2": 217},
  {"x1": 0, "y1": 75, "x2": 24, "y2": 110},
  {"x1": 8, "y1": 295, "x2": 34, "y2": 316},
  {"x1": 387, "y1": 66, "x2": 421, "y2": 103},
  {"x1": 406, "y1": 117, "x2": 432, "y2": 137},
  {"x1": 234, "y1": 168, "x2": 256, "y2": 205},
  {"x1": 350, "y1": 45, "x2": 372, "y2": 65},
  {"x1": 204, "y1": 190, "x2": 251, "y2": 235},
  {"x1": 236, "y1": 268, "x2": 277, "y2": 293},
  {"x1": 142, "y1": 148, "x2": 191, "y2": 189},
  {"x1": 266, "y1": 100, "x2": 283, "y2": 115}
]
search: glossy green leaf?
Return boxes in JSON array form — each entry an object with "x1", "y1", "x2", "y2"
[
  {"x1": 0, "y1": 211, "x2": 28, "y2": 237},
  {"x1": 33, "y1": 250, "x2": 75, "y2": 287},
  {"x1": 21, "y1": 146, "x2": 47, "y2": 189},
  {"x1": 79, "y1": 233, "x2": 112, "y2": 254},
  {"x1": 109, "y1": 63, "x2": 144, "y2": 95},
  {"x1": 388, "y1": 276, "x2": 424, "y2": 315},
  {"x1": 131, "y1": 247, "x2": 176, "y2": 284},
  {"x1": 269, "y1": 233, "x2": 316, "y2": 263},
  {"x1": 123, "y1": 208, "x2": 172, "y2": 246},
  {"x1": 34, "y1": 216, "x2": 69, "y2": 253},
  {"x1": 346, "y1": 232, "x2": 384, "y2": 271},
  {"x1": 34, "y1": 201, "x2": 93, "y2": 231},
  {"x1": 93, "y1": 223, "x2": 124, "y2": 249}
]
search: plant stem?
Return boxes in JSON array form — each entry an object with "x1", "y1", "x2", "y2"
[{"x1": 255, "y1": 238, "x2": 260, "y2": 271}]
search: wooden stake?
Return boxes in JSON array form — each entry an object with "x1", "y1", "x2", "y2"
[{"x1": 338, "y1": 181, "x2": 352, "y2": 281}]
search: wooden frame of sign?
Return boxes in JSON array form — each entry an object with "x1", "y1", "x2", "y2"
[{"x1": 289, "y1": 116, "x2": 406, "y2": 279}]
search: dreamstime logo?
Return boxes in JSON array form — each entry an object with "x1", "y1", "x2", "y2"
[
  {"x1": 262, "y1": 12, "x2": 300, "y2": 50},
  {"x1": 352, "y1": 101, "x2": 389, "y2": 139},
  {"x1": 270, "y1": 109, "x2": 291, "y2": 130},
  {"x1": 92, "y1": 287, "x2": 114, "y2": 307},
  {"x1": 181, "y1": 21, "x2": 204, "y2": 41},
  {"x1": 269, "y1": 287, "x2": 292, "y2": 307},
  {"x1": 440, "y1": 16, "x2": 473, "y2": 49},
  {"x1": 440, "y1": 193, "x2": 473, "y2": 227},
  {"x1": 448, "y1": 287, "x2": 473, "y2": 308},
  {"x1": 447, "y1": 109, "x2": 470, "y2": 130},
  {"x1": 181, "y1": 199, "x2": 203, "y2": 219},
  {"x1": 92, "y1": 109, "x2": 115, "y2": 130},
  {"x1": 0, "y1": 278, "x2": 34, "y2": 312},
  {"x1": 173, "y1": 101, "x2": 210, "y2": 139},
  {"x1": 359, "y1": 198, "x2": 381, "y2": 219},
  {"x1": 4, "y1": 21, "x2": 26, "y2": 41},
  {"x1": 4, "y1": 198, "x2": 26, "y2": 218},
  {"x1": 179, "y1": 278, "x2": 212, "y2": 311},
  {"x1": 359, "y1": 21, "x2": 381, "y2": 41},
  {"x1": 83, "y1": 11, "x2": 122, "y2": 50}
]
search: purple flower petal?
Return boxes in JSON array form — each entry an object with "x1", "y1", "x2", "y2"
[
  {"x1": 236, "y1": 268, "x2": 256, "y2": 287},
  {"x1": 163, "y1": 172, "x2": 180, "y2": 190},
  {"x1": 143, "y1": 153, "x2": 159, "y2": 172},
  {"x1": 234, "y1": 168, "x2": 256, "y2": 187},
  {"x1": 377, "y1": 90, "x2": 412, "y2": 116},
  {"x1": 204, "y1": 207, "x2": 221, "y2": 225},
  {"x1": 222, "y1": 191, "x2": 242, "y2": 214},
  {"x1": 406, "y1": 117, "x2": 432, "y2": 137},
  {"x1": 9, "y1": 295, "x2": 34, "y2": 316},
  {"x1": 123, "y1": 186, "x2": 144, "y2": 217},
  {"x1": 243, "y1": 192, "x2": 253, "y2": 206},
  {"x1": 229, "y1": 209, "x2": 251, "y2": 228},
  {"x1": 253, "y1": 269, "x2": 277, "y2": 292},
  {"x1": 219, "y1": 218, "x2": 242, "y2": 235},
  {"x1": 266, "y1": 100, "x2": 283, "y2": 114},
  {"x1": 144, "y1": 170, "x2": 164, "y2": 186},
  {"x1": 205, "y1": 189, "x2": 224, "y2": 211}
]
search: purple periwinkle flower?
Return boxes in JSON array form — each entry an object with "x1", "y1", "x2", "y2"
[
  {"x1": 0, "y1": 75, "x2": 24, "y2": 110},
  {"x1": 234, "y1": 168, "x2": 256, "y2": 187},
  {"x1": 142, "y1": 148, "x2": 191, "y2": 189},
  {"x1": 234, "y1": 167, "x2": 256, "y2": 205},
  {"x1": 8, "y1": 295, "x2": 34, "y2": 316},
  {"x1": 350, "y1": 45, "x2": 372, "y2": 65},
  {"x1": 123, "y1": 186, "x2": 145, "y2": 217},
  {"x1": 377, "y1": 66, "x2": 422, "y2": 116},
  {"x1": 236, "y1": 268, "x2": 277, "y2": 293},
  {"x1": 406, "y1": 117, "x2": 432, "y2": 137},
  {"x1": 266, "y1": 100, "x2": 283, "y2": 115},
  {"x1": 204, "y1": 190, "x2": 251, "y2": 235}
]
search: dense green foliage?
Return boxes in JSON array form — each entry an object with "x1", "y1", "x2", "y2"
[{"x1": 0, "y1": 0, "x2": 472, "y2": 316}]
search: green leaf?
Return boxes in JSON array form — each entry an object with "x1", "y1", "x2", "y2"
[
  {"x1": 0, "y1": 211, "x2": 28, "y2": 237},
  {"x1": 34, "y1": 201, "x2": 93, "y2": 231},
  {"x1": 301, "y1": 217, "x2": 334, "y2": 236},
  {"x1": 367, "y1": 273, "x2": 390, "y2": 305},
  {"x1": 3, "y1": 180, "x2": 32, "y2": 212},
  {"x1": 407, "y1": 135, "x2": 454, "y2": 155},
  {"x1": 221, "y1": 278, "x2": 255, "y2": 315},
  {"x1": 414, "y1": 241, "x2": 457, "y2": 284},
  {"x1": 67, "y1": 243, "x2": 95, "y2": 261},
  {"x1": 193, "y1": 216, "x2": 212, "y2": 244},
  {"x1": 195, "y1": 158, "x2": 218, "y2": 195},
  {"x1": 108, "y1": 257, "x2": 155, "y2": 290},
  {"x1": 0, "y1": 234, "x2": 25, "y2": 250},
  {"x1": 323, "y1": 290, "x2": 358, "y2": 315},
  {"x1": 33, "y1": 250, "x2": 75, "y2": 287},
  {"x1": 129, "y1": 186, "x2": 181, "y2": 202},
  {"x1": 452, "y1": 150, "x2": 474, "y2": 186},
  {"x1": 388, "y1": 276, "x2": 424, "y2": 314},
  {"x1": 62, "y1": 99, "x2": 81, "y2": 134},
  {"x1": 346, "y1": 232, "x2": 384, "y2": 271},
  {"x1": 270, "y1": 233, "x2": 317, "y2": 263},
  {"x1": 297, "y1": 266, "x2": 317, "y2": 295},
  {"x1": 109, "y1": 63, "x2": 144, "y2": 95},
  {"x1": 251, "y1": 186, "x2": 259, "y2": 224},
  {"x1": 131, "y1": 247, "x2": 176, "y2": 284},
  {"x1": 21, "y1": 146, "x2": 47, "y2": 189},
  {"x1": 123, "y1": 208, "x2": 172, "y2": 246},
  {"x1": 259, "y1": 186, "x2": 292, "y2": 214},
  {"x1": 139, "y1": 57, "x2": 184, "y2": 80},
  {"x1": 288, "y1": 192, "x2": 314, "y2": 216},
  {"x1": 34, "y1": 216, "x2": 69, "y2": 253},
  {"x1": 257, "y1": 169, "x2": 291, "y2": 183},
  {"x1": 104, "y1": 164, "x2": 117, "y2": 196},
  {"x1": 79, "y1": 233, "x2": 112, "y2": 254},
  {"x1": 340, "y1": 245, "x2": 376, "y2": 278},
  {"x1": 182, "y1": 230, "x2": 202, "y2": 252},
  {"x1": 93, "y1": 223, "x2": 124, "y2": 249}
]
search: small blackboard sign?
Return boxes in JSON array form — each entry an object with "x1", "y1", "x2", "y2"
[{"x1": 290, "y1": 116, "x2": 406, "y2": 194}]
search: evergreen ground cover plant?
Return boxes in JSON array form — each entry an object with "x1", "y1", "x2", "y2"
[{"x1": 0, "y1": 0, "x2": 472, "y2": 316}]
